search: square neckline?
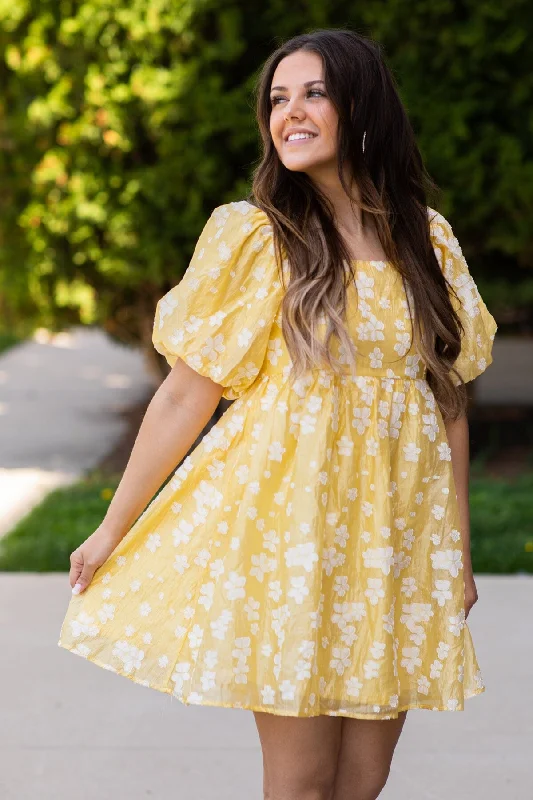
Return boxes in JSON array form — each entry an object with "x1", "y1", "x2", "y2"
[{"x1": 251, "y1": 205, "x2": 392, "y2": 268}]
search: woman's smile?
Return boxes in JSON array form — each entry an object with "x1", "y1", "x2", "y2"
[{"x1": 285, "y1": 132, "x2": 319, "y2": 145}]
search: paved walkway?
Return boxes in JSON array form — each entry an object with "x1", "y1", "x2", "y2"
[
  {"x1": 475, "y1": 337, "x2": 533, "y2": 406},
  {"x1": 0, "y1": 327, "x2": 155, "y2": 536},
  {"x1": 0, "y1": 573, "x2": 530, "y2": 799}
]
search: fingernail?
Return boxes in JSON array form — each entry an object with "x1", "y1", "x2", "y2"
[{"x1": 72, "y1": 583, "x2": 82, "y2": 595}]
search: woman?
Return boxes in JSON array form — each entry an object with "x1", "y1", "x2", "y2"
[{"x1": 58, "y1": 29, "x2": 497, "y2": 800}]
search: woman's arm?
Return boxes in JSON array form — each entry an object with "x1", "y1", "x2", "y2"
[
  {"x1": 102, "y1": 362, "x2": 223, "y2": 539},
  {"x1": 69, "y1": 359, "x2": 224, "y2": 593},
  {"x1": 443, "y1": 412, "x2": 479, "y2": 618}
]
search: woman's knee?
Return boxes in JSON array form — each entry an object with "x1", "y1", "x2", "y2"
[
  {"x1": 264, "y1": 756, "x2": 337, "y2": 799},
  {"x1": 333, "y1": 765, "x2": 390, "y2": 800},
  {"x1": 357, "y1": 766, "x2": 391, "y2": 800},
  {"x1": 263, "y1": 774, "x2": 334, "y2": 800}
]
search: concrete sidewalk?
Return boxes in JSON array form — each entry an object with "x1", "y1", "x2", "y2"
[
  {"x1": 0, "y1": 573, "x2": 530, "y2": 800},
  {"x1": 0, "y1": 327, "x2": 155, "y2": 537}
]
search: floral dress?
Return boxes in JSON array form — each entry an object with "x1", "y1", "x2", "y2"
[{"x1": 58, "y1": 200, "x2": 497, "y2": 720}]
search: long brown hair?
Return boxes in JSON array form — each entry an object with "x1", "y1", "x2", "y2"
[{"x1": 249, "y1": 28, "x2": 467, "y2": 420}]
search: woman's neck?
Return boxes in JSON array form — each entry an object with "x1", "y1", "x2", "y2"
[{"x1": 310, "y1": 170, "x2": 364, "y2": 233}]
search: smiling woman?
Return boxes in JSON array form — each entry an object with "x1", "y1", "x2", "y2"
[{"x1": 57, "y1": 27, "x2": 496, "y2": 800}]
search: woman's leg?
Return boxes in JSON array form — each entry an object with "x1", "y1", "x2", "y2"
[
  {"x1": 331, "y1": 712, "x2": 408, "y2": 800},
  {"x1": 253, "y1": 710, "x2": 343, "y2": 800}
]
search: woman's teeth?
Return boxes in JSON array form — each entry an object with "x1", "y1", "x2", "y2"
[{"x1": 287, "y1": 133, "x2": 317, "y2": 142}]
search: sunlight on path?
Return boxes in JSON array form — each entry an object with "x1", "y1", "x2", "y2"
[{"x1": 0, "y1": 327, "x2": 155, "y2": 538}]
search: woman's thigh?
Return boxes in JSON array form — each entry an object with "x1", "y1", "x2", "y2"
[
  {"x1": 253, "y1": 710, "x2": 343, "y2": 799},
  {"x1": 332, "y1": 711, "x2": 408, "y2": 800}
]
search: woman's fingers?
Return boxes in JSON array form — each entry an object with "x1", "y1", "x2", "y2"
[
  {"x1": 69, "y1": 549, "x2": 96, "y2": 594},
  {"x1": 68, "y1": 528, "x2": 120, "y2": 595},
  {"x1": 69, "y1": 549, "x2": 83, "y2": 590},
  {"x1": 71, "y1": 562, "x2": 96, "y2": 595}
]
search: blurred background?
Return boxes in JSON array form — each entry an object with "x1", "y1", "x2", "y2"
[{"x1": 0, "y1": 2, "x2": 531, "y2": 799}]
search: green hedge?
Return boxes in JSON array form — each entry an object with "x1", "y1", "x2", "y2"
[{"x1": 0, "y1": 1, "x2": 531, "y2": 349}]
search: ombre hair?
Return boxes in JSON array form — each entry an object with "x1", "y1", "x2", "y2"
[{"x1": 249, "y1": 28, "x2": 467, "y2": 420}]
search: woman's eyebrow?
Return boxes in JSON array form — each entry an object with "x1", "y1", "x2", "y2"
[{"x1": 270, "y1": 79, "x2": 325, "y2": 92}]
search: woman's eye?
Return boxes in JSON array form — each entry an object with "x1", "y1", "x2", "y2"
[{"x1": 270, "y1": 89, "x2": 325, "y2": 105}]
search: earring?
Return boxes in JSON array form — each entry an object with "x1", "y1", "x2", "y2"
[{"x1": 362, "y1": 130, "x2": 367, "y2": 153}]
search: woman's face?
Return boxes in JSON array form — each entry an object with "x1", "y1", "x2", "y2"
[{"x1": 269, "y1": 50, "x2": 339, "y2": 179}]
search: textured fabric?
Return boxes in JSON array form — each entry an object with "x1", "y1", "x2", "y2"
[{"x1": 58, "y1": 200, "x2": 497, "y2": 720}]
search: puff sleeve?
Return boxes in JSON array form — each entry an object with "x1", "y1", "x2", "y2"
[
  {"x1": 429, "y1": 209, "x2": 498, "y2": 385},
  {"x1": 152, "y1": 200, "x2": 283, "y2": 401}
]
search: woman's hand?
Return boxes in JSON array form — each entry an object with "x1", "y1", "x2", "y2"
[
  {"x1": 463, "y1": 570, "x2": 479, "y2": 620},
  {"x1": 69, "y1": 524, "x2": 122, "y2": 595}
]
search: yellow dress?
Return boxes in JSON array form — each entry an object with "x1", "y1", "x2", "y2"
[{"x1": 58, "y1": 200, "x2": 497, "y2": 720}]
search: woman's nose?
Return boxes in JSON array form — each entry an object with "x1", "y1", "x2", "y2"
[
  {"x1": 284, "y1": 98, "x2": 305, "y2": 120},
  {"x1": 284, "y1": 105, "x2": 304, "y2": 121}
]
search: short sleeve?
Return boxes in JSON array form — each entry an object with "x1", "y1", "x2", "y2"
[
  {"x1": 429, "y1": 208, "x2": 498, "y2": 385},
  {"x1": 152, "y1": 200, "x2": 283, "y2": 400}
]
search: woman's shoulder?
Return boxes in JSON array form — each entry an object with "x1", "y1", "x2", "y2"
[
  {"x1": 426, "y1": 206, "x2": 453, "y2": 236},
  {"x1": 426, "y1": 207, "x2": 461, "y2": 270},
  {"x1": 210, "y1": 199, "x2": 271, "y2": 232},
  {"x1": 197, "y1": 201, "x2": 275, "y2": 277},
  {"x1": 426, "y1": 205, "x2": 443, "y2": 222}
]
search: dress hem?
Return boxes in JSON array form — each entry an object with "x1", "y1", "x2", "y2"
[{"x1": 57, "y1": 640, "x2": 486, "y2": 721}]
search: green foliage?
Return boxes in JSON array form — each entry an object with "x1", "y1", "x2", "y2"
[
  {"x1": 355, "y1": 0, "x2": 533, "y2": 325},
  {"x1": 0, "y1": 471, "x2": 122, "y2": 572},
  {"x1": 0, "y1": 0, "x2": 531, "y2": 349},
  {"x1": 469, "y1": 472, "x2": 533, "y2": 573},
  {"x1": 0, "y1": 331, "x2": 23, "y2": 354}
]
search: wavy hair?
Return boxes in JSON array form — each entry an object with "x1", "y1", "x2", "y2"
[{"x1": 249, "y1": 28, "x2": 467, "y2": 420}]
